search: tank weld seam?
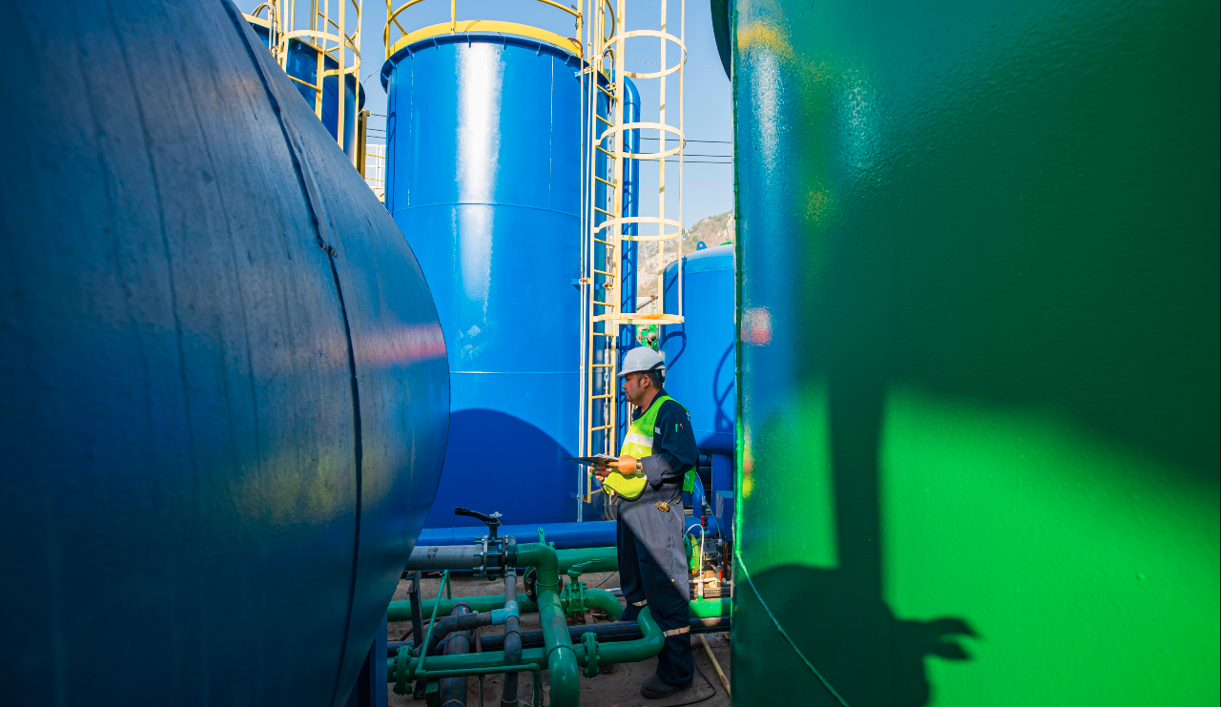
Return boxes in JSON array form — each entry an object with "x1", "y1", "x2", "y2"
[
  {"x1": 450, "y1": 371, "x2": 577, "y2": 375},
  {"x1": 220, "y1": 2, "x2": 364, "y2": 703},
  {"x1": 220, "y1": 0, "x2": 334, "y2": 254},
  {"x1": 735, "y1": 549, "x2": 851, "y2": 707}
]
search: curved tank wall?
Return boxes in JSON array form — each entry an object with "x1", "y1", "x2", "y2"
[
  {"x1": 381, "y1": 35, "x2": 618, "y2": 527},
  {"x1": 661, "y1": 245, "x2": 736, "y2": 459},
  {"x1": 0, "y1": 2, "x2": 449, "y2": 705},
  {"x1": 727, "y1": 0, "x2": 1219, "y2": 705}
]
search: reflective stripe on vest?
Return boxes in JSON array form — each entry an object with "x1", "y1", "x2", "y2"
[{"x1": 602, "y1": 395, "x2": 695, "y2": 499}]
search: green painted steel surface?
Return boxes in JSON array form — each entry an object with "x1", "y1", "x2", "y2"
[{"x1": 729, "y1": 1, "x2": 1219, "y2": 706}]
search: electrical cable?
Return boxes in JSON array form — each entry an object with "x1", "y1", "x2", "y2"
[
  {"x1": 592, "y1": 571, "x2": 617, "y2": 589},
  {"x1": 734, "y1": 550, "x2": 851, "y2": 707}
]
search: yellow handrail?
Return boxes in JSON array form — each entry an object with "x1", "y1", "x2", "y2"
[
  {"x1": 384, "y1": 0, "x2": 584, "y2": 60},
  {"x1": 242, "y1": 1, "x2": 365, "y2": 172}
]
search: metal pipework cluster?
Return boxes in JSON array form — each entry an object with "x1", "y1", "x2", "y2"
[{"x1": 393, "y1": 541, "x2": 665, "y2": 707}]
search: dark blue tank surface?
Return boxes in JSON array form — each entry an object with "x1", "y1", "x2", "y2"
[
  {"x1": 381, "y1": 35, "x2": 590, "y2": 527},
  {"x1": 0, "y1": 2, "x2": 448, "y2": 705},
  {"x1": 662, "y1": 246, "x2": 736, "y2": 456}
]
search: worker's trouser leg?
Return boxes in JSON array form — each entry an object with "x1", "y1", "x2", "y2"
[
  {"x1": 617, "y1": 482, "x2": 694, "y2": 686},
  {"x1": 616, "y1": 497, "x2": 648, "y2": 622}
]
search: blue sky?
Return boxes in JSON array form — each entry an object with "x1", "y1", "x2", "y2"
[{"x1": 235, "y1": 0, "x2": 734, "y2": 224}]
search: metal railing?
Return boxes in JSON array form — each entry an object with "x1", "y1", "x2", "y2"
[
  {"x1": 384, "y1": 0, "x2": 583, "y2": 60},
  {"x1": 577, "y1": 1, "x2": 686, "y2": 513},
  {"x1": 361, "y1": 140, "x2": 386, "y2": 203},
  {"x1": 245, "y1": 1, "x2": 363, "y2": 167}
]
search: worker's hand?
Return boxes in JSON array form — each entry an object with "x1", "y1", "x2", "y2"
[
  {"x1": 593, "y1": 464, "x2": 611, "y2": 481},
  {"x1": 611, "y1": 455, "x2": 639, "y2": 475}
]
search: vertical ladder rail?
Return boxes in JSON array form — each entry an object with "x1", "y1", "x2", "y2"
[
  {"x1": 579, "y1": 0, "x2": 623, "y2": 506},
  {"x1": 578, "y1": 1, "x2": 686, "y2": 517}
]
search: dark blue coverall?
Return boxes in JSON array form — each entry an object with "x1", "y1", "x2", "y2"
[{"x1": 611, "y1": 388, "x2": 698, "y2": 687}]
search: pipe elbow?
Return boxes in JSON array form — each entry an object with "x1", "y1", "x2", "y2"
[
  {"x1": 511, "y1": 542, "x2": 561, "y2": 591},
  {"x1": 546, "y1": 649, "x2": 581, "y2": 707},
  {"x1": 514, "y1": 542, "x2": 558, "y2": 573},
  {"x1": 637, "y1": 607, "x2": 665, "y2": 655},
  {"x1": 584, "y1": 588, "x2": 624, "y2": 620}
]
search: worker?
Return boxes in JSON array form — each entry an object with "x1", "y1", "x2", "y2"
[{"x1": 595, "y1": 346, "x2": 698, "y2": 699}]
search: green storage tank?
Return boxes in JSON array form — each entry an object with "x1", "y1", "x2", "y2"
[{"x1": 720, "y1": 0, "x2": 1219, "y2": 705}]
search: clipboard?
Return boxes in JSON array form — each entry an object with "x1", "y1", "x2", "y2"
[{"x1": 565, "y1": 454, "x2": 618, "y2": 467}]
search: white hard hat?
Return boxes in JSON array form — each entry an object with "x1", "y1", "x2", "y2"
[{"x1": 619, "y1": 346, "x2": 665, "y2": 377}]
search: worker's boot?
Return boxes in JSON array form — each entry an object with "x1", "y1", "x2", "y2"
[{"x1": 640, "y1": 675, "x2": 692, "y2": 699}]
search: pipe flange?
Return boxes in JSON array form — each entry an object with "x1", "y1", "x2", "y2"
[
  {"x1": 581, "y1": 632, "x2": 601, "y2": 678},
  {"x1": 524, "y1": 568, "x2": 564, "y2": 605},
  {"x1": 524, "y1": 568, "x2": 537, "y2": 604},
  {"x1": 392, "y1": 646, "x2": 413, "y2": 695}
]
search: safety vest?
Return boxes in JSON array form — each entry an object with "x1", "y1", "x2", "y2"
[{"x1": 602, "y1": 395, "x2": 696, "y2": 500}]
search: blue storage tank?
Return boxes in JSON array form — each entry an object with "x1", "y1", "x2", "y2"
[
  {"x1": 0, "y1": 2, "x2": 448, "y2": 705},
  {"x1": 248, "y1": 18, "x2": 363, "y2": 159},
  {"x1": 662, "y1": 245, "x2": 736, "y2": 495},
  {"x1": 381, "y1": 34, "x2": 632, "y2": 528}
]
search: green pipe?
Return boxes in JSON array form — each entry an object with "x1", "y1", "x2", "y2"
[
  {"x1": 385, "y1": 660, "x2": 542, "y2": 682},
  {"x1": 386, "y1": 545, "x2": 617, "y2": 622},
  {"x1": 578, "y1": 588, "x2": 624, "y2": 620},
  {"x1": 415, "y1": 570, "x2": 449, "y2": 673},
  {"x1": 584, "y1": 607, "x2": 666, "y2": 664},
  {"x1": 420, "y1": 663, "x2": 541, "y2": 680},
  {"x1": 388, "y1": 608, "x2": 665, "y2": 681},
  {"x1": 555, "y1": 546, "x2": 617, "y2": 573},
  {"x1": 387, "y1": 593, "x2": 534, "y2": 622},
  {"x1": 688, "y1": 596, "x2": 730, "y2": 619},
  {"x1": 512, "y1": 543, "x2": 580, "y2": 707},
  {"x1": 389, "y1": 590, "x2": 718, "y2": 623},
  {"x1": 385, "y1": 543, "x2": 681, "y2": 707}
]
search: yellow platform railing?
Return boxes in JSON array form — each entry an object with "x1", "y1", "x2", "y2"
[
  {"x1": 245, "y1": 1, "x2": 363, "y2": 168},
  {"x1": 384, "y1": 0, "x2": 583, "y2": 60}
]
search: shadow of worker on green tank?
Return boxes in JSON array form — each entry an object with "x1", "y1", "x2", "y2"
[
  {"x1": 734, "y1": 372, "x2": 978, "y2": 706},
  {"x1": 728, "y1": 0, "x2": 1219, "y2": 702}
]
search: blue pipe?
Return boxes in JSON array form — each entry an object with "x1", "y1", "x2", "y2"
[
  {"x1": 688, "y1": 476, "x2": 726, "y2": 538},
  {"x1": 417, "y1": 521, "x2": 616, "y2": 549}
]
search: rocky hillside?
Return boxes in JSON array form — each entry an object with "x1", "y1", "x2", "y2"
[{"x1": 635, "y1": 210, "x2": 734, "y2": 308}]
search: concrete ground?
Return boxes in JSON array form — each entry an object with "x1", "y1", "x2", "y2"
[{"x1": 387, "y1": 572, "x2": 731, "y2": 707}]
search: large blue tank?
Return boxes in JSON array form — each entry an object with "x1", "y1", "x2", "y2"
[
  {"x1": 0, "y1": 2, "x2": 448, "y2": 705},
  {"x1": 381, "y1": 35, "x2": 626, "y2": 527},
  {"x1": 661, "y1": 245, "x2": 737, "y2": 497}
]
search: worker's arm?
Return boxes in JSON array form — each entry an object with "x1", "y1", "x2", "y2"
[{"x1": 639, "y1": 401, "x2": 698, "y2": 488}]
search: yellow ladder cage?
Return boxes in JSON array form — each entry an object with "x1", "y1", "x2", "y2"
[{"x1": 578, "y1": 0, "x2": 686, "y2": 515}]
